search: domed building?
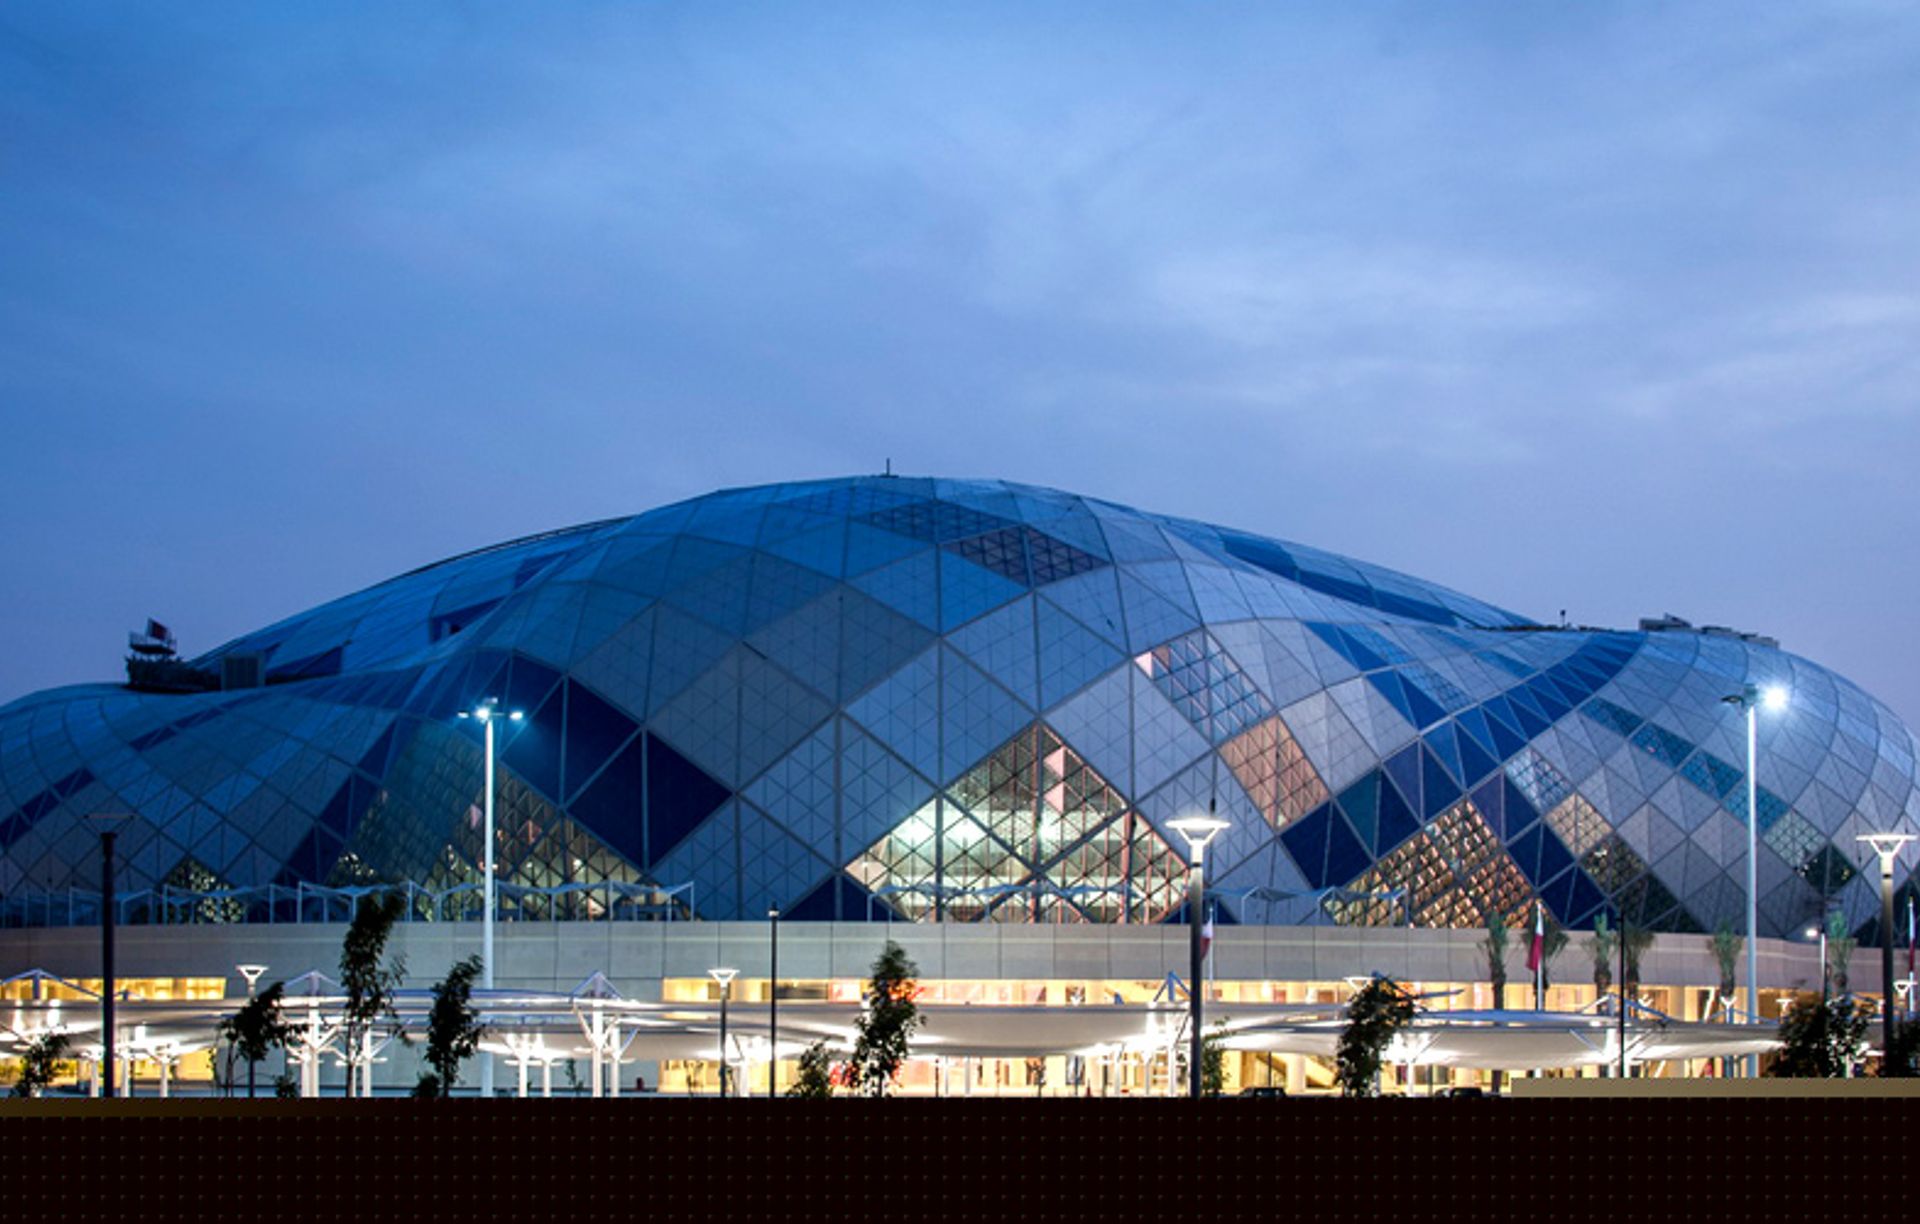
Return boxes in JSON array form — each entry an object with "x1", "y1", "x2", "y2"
[
  {"x1": 1, "y1": 476, "x2": 1914, "y2": 1092},
  {"x1": 7, "y1": 474, "x2": 1915, "y2": 935}
]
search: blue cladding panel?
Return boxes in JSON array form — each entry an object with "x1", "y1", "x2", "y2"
[
  {"x1": 644, "y1": 733, "x2": 732, "y2": 866},
  {"x1": 1278, "y1": 804, "x2": 1334, "y2": 890},
  {"x1": 563, "y1": 681, "x2": 638, "y2": 800},
  {"x1": 571, "y1": 734, "x2": 646, "y2": 865},
  {"x1": 1325, "y1": 811, "x2": 1371, "y2": 885},
  {"x1": 1375, "y1": 775, "x2": 1421, "y2": 855}
]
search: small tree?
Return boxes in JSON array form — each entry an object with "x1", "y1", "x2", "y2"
[
  {"x1": 1480, "y1": 908, "x2": 1510, "y2": 1009},
  {"x1": 1336, "y1": 975, "x2": 1417, "y2": 1097},
  {"x1": 1824, "y1": 911, "x2": 1856, "y2": 995},
  {"x1": 415, "y1": 955, "x2": 485, "y2": 1099},
  {"x1": 846, "y1": 940, "x2": 924, "y2": 1097},
  {"x1": 9, "y1": 1031, "x2": 71, "y2": 1098},
  {"x1": 787, "y1": 1040, "x2": 835, "y2": 1098},
  {"x1": 1201, "y1": 1021, "x2": 1228, "y2": 1097},
  {"x1": 1589, "y1": 914, "x2": 1617, "y2": 998},
  {"x1": 1621, "y1": 922, "x2": 1656, "y2": 1000},
  {"x1": 339, "y1": 890, "x2": 408, "y2": 1097},
  {"x1": 1710, "y1": 922, "x2": 1742, "y2": 1017},
  {"x1": 216, "y1": 981, "x2": 295, "y2": 1099},
  {"x1": 1768, "y1": 992, "x2": 1871, "y2": 1078}
]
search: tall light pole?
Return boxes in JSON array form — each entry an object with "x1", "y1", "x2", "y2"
[
  {"x1": 1722, "y1": 682, "x2": 1786, "y2": 1068},
  {"x1": 767, "y1": 907, "x2": 780, "y2": 1099},
  {"x1": 1168, "y1": 811, "x2": 1229, "y2": 1099},
  {"x1": 83, "y1": 813, "x2": 134, "y2": 1099},
  {"x1": 709, "y1": 968, "x2": 738, "y2": 1097},
  {"x1": 457, "y1": 697, "x2": 524, "y2": 1099},
  {"x1": 1857, "y1": 834, "x2": 1914, "y2": 1075}
]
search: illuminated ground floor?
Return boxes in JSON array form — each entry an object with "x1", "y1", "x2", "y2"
[{"x1": 0, "y1": 922, "x2": 1895, "y2": 1095}]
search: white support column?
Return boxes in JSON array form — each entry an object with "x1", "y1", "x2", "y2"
[{"x1": 542, "y1": 1058, "x2": 553, "y2": 1099}]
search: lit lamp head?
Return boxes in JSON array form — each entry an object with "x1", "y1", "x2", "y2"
[
  {"x1": 1760, "y1": 685, "x2": 1788, "y2": 713},
  {"x1": 457, "y1": 697, "x2": 526, "y2": 724},
  {"x1": 1167, "y1": 812, "x2": 1232, "y2": 863},
  {"x1": 1857, "y1": 832, "x2": 1916, "y2": 868},
  {"x1": 236, "y1": 963, "x2": 269, "y2": 994}
]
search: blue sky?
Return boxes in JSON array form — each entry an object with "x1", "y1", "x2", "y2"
[{"x1": 4, "y1": 3, "x2": 1919, "y2": 724}]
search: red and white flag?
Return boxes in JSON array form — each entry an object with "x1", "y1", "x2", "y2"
[
  {"x1": 1525, "y1": 902, "x2": 1545, "y2": 974},
  {"x1": 1200, "y1": 910, "x2": 1215, "y2": 962}
]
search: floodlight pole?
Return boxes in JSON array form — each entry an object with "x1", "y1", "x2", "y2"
[
  {"x1": 100, "y1": 827, "x2": 117, "y2": 1099},
  {"x1": 1169, "y1": 812, "x2": 1229, "y2": 1100},
  {"x1": 459, "y1": 698, "x2": 523, "y2": 1099},
  {"x1": 1859, "y1": 835, "x2": 1914, "y2": 1074},
  {"x1": 1724, "y1": 683, "x2": 1784, "y2": 1074},
  {"x1": 768, "y1": 907, "x2": 780, "y2": 1099}
]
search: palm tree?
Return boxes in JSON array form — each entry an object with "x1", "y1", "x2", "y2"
[
  {"x1": 1590, "y1": 913, "x2": 1617, "y2": 999},
  {"x1": 1710, "y1": 922, "x2": 1742, "y2": 1020},
  {"x1": 1621, "y1": 921, "x2": 1656, "y2": 1000},
  {"x1": 1480, "y1": 908, "x2": 1511, "y2": 1009}
]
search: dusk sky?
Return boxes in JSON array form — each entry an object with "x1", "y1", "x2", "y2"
[{"x1": 4, "y1": 4, "x2": 1919, "y2": 725}]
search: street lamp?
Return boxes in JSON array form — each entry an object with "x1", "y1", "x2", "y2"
[
  {"x1": 767, "y1": 907, "x2": 780, "y2": 1099},
  {"x1": 1857, "y1": 833, "x2": 1915, "y2": 1074},
  {"x1": 709, "y1": 967, "x2": 738, "y2": 1097},
  {"x1": 1722, "y1": 682, "x2": 1787, "y2": 1065},
  {"x1": 457, "y1": 696, "x2": 524, "y2": 1098},
  {"x1": 236, "y1": 963, "x2": 269, "y2": 1098},
  {"x1": 1168, "y1": 810, "x2": 1230, "y2": 1099}
]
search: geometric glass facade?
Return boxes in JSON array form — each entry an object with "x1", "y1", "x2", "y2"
[{"x1": 2, "y1": 475, "x2": 1917, "y2": 940}]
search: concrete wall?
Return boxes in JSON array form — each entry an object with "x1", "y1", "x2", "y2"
[{"x1": 0, "y1": 921, "x2": 1847, "y2": 1000}]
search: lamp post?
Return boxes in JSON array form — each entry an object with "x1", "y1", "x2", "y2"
[
  {"x1": 709, "y1": 968, "x2": 738, "y2": 1097},
  {"x1": 458, "y1": 697, "x2": 524, "y2": 1099},
  {"x1": 1721, "y1": 682, "x2": 1786, "y2": 1070},
  {"x1": 237, "y1": 963, "x2": 269, "y2": 1098},
  {"x1": 767, "y1": 907, "x2": 780, "y2": 1099},
  {"x1": 1857, "y1": 834, "x2": 1915, "y2": 1074},
  {"x1": 1168, "y1": 811, "x2": 1230, "y2": 1099}
]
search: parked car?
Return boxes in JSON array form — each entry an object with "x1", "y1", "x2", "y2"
[{"x1": 1237, "y1": 1085, "x2": 1288, "y2": 1098}]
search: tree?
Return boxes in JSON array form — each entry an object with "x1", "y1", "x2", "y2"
[
  {"x1": 1480, "y1": 908, "x2": 1510, "y2": 1009},
  {"x1": 1823, "y1": 911, "x2": 1856, "y2": 995},
  {"x1": 786, "y1": 1040, "x2": 835, "y2": 1099},
  {"x1": 1589, "y1": 913, "x2": 1617, "y2": 998},
  {"x1": 846, "y1": 940, "x2": 924, "y2": 1097},
  {"x1": 1621, "y1": 922, "x2": 1656, "y2": 1000},
  {"x1": 216, "y1": 981, "x2": 294, "y2": 1099},
  {"x1": 339, "y1": 890, "x2": 408, "y2": 1097},
  {"x1": 1709, "y1": 922, "x2": 1742, "y2": 1018},
  {"x1": 1336, "y1": 975, "x2": 1417, "y2": 1097},
  {"x1": 9, "y1": 1031, "x2": 70, "y2": 1098},
  {"x1": 415, "y1": 955, "x2": 485, "y2": 1099},
  {"x1": 1767, "y1": 992, "x2": 1871, "y2": 1078}
]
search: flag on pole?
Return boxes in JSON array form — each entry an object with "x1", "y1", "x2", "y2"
[
  {"x1": 1200, "y1": 908, "x2": 1215, "y2": 963},
  {"x1": 1526, "y1": 901, "x2": 1545, "y2": 973},
  {"x1": 1908, "y1": 894, "x2": 1915, "y2": 980}
]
